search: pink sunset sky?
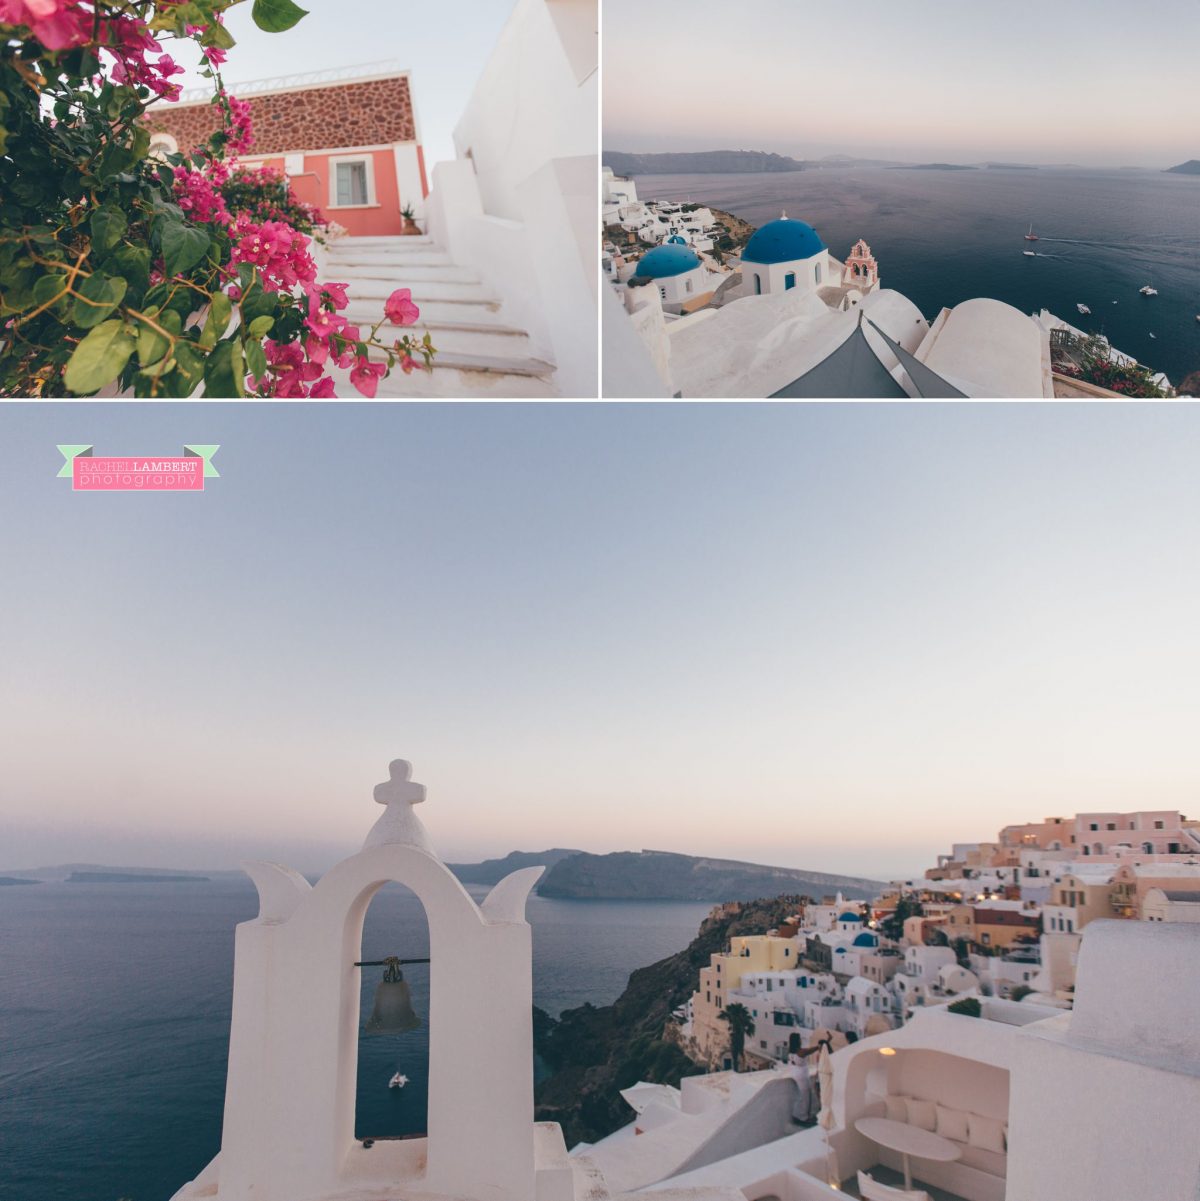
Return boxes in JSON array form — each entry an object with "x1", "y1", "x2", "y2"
[{"x1": 604, "y1": 0, "x2": 1198, "y2": 169}]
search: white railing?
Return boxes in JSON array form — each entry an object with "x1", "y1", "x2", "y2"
[{"x1": 172, "y1": 60, "x2": 409, "y2": 106}]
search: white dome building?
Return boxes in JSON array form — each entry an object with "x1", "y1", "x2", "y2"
[
  {"x1": 630, "y1": 242, "x2": 708, "y2": 308},
  {"x1": 917, "y1": 297, "x2": 1053, "y2": 397},
  {"x1": 739, "y1": 213, "x2": 833, "y2": 297}
]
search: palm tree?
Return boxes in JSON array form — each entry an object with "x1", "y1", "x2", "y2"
[{"x1": 718, "y1": 1002, "x2": 755, "y2": 1072}]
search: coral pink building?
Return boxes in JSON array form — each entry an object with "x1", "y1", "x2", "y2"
[{"x1": 147, "y1": 68, "x2": 428, "y2": 237}]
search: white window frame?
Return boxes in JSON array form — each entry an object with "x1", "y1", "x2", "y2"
[{"x1": 328, "y1": 154, "x2": 379, "y2": 210}]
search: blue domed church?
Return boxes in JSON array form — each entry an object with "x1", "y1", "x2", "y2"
[
  {"x1": 740, "y1": 212, "x2": 834, "y2": 298},
  {"x1": 631, "y1": 242, "x2": 710, "y2": 309}
]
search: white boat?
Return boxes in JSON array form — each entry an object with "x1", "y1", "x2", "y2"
[
  {"x1": 389, "y1": 1073, "x2": 409, "y2": 1089},
  {"x1": 1024, "y1": 223, "x2": 1039, "y2": 242},
  {"x1": 1023, "y1": 250, "x2": 1036, "y2": 257},
  {"x1": 1139, "y1": 283, "x2": 1158, "y2": 296},
  {"x1": 1077, "y1": 304, "x2": 1091, "y2": 315},
  {"x1": 1149, "y1": 333, "x2": 1157, "y2": 339}
]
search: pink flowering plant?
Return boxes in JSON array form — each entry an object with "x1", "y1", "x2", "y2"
[{"x1": 0, "y1": 0, "x2": 435, "y2": 397}]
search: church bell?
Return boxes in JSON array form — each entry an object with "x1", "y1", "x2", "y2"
[{"x1": 363, "y1": 957, "x2": 422, "y2": 1035}]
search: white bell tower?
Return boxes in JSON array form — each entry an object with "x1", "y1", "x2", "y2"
[{"x1": 169, "y1": 759, "x2": 577, "y2": 1201}]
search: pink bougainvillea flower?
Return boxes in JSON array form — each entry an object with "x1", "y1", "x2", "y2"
[
  {"x1": 309, "y1": 376, "x2": 337, "y2": 398},
  {"x1": 0, "y1": 0, "x2": 90, "y2": 50},
  {"x1": 304, "y1": 334, "x2": 329, "y2": 366},
  {"x1": 383, "y1": 287, "x2": 419, "y2": 327},
  {"x1": 320, "y1": 282, "x2": 350, "y2": 310},
  {"x1": 349, "y1": 357, "x2": 387, "y2": 399},
  {"x1": 305, "y1": 306, "x2": 345, "y2": 339}
]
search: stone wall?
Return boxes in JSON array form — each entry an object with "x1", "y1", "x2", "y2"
[{"x1": 147, "y1": 75, "x2": 417, "y2": 154}]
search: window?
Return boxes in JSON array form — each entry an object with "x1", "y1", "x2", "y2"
[
  {"x1": 330, "y1": 155, "x2": 376, "y2": 208},
  {"x1": 336, "y1": 162, "x2": 368, "y2": 206},
  {"x1": 1155, "y1": 820, "x2": 1165, "y2": 829},
  {"x1": 1089, "y1": 823, "x2": 1098, "y2": 831},
  {"x1": 785, "y1": 272, "x2": 796, "y2": 290},
  {"x1": 1107, "y1": 823, "x2": 1116, "y2": 831},
  {"x1": 754, "y1": 274, "x2": 762, "y2": 295},
  {"x1": 684, "y1": 279, "x2": 693, "y2": 294},
  {"x1": 815, "y1": 262, "x2": 823, "y2": 284}
]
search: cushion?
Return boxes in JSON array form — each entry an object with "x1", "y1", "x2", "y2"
[
  {"x1": 936, "y1": 1104, "x2": 969, "y2": 1142},
  {"x1": 884, "y1": 1094, "x2": 908, "y2": 1122},
  {"x1": 967, "y1": 1112, "x2": 1007, "y2": 1154},
  {"x1": 904, "y1": 1097, "x2": 937, "y2": 1131},
  {"x1": 857, "y1": 1171, "x2": 932, "y2": 1201}
]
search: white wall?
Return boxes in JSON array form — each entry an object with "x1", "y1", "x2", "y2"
[{"x1": 427, "y1": 0, "x2": 597, "y2": 395}]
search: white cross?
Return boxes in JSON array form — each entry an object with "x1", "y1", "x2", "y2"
[{"x1": 374, "y1": 759, "x2": 426, "y2": 808}]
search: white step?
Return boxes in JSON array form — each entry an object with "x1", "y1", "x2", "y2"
[
  {"x1": 387, "y1": 325, "x2": 534, "y2": 359},
  {"x1": 325, "y1": 357, "x2": 556, "y2": 399},
  {"x1": 326, "y1": 263, "x2": 481, "y2": 284},
  {"x1": 336, "y1": 275, "x2": 503, "y2": 304},
  {"x1": 328, "y1": 249, "x2": 455, "y2": 268},
  {"x1": 325, "y1": 235, "x2": 433, "y2": 248},
  {"x1": 341, "y1": 298, "x2": 504, "y2": 326}
]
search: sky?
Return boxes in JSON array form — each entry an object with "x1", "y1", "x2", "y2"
[
  {"x1": 2, "y1": 403, "x2": 1200, "y2": 882},
  {"x1": 604, "y1": 0, "x2": 1199, "y2": 169},
  {"x1": 170, "y1": 0, "x2": 515, "y2": 167}
]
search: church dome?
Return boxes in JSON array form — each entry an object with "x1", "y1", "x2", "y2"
[
  {"x1": 742, "y1": 216, "x2": 826, "y2": 264},
  {"x1": 667, "y1": 234, "x2": 688, "y2": 245},
  {"x1": 838, "y1": 911, "x2": 863, "y2": 923},
  {"x1": 634, "y1": 244, "x2": 701, "y2": 279},
  {"x1": 853, "y1": 932, "x2": 879, "y2": 947}
]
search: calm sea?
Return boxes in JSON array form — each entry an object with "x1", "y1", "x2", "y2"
[
  {"x1": 0, "y1": 879, "x2": 710, "y2": 1201},
  {"x1": 634, "y1": 167, "x2": 1200, "y2": 387}
]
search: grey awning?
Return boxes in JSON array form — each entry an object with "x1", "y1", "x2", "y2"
[
  {"x1": 865, "y1": 318, "x2": 967, "y2": 399},
  {"x1": 769, "y1": 316, "x2": 908, "y2": 398}
]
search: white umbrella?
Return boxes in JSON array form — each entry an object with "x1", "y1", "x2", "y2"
[{"x1": 818, "y1": 1044, "x2": 841, "y2": 1187}]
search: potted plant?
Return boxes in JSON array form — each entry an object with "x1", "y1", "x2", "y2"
[{"x1": 401, "y1": 204, "x2": 421, "y2": 236}]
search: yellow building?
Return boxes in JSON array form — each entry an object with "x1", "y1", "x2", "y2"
[{"x1": 689, "y1": 935, "x2": 799, "y2": 1067}]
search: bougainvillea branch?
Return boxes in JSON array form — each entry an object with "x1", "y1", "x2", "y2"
[{"x1": 0, "y1": 0, "x2": 435, "y2": 397}]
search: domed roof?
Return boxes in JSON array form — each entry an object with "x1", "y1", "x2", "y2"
[
  {"x1": 667, "y1": 234, "x2": 688, "y2": 245},
  {"x1": 742, "y1": 214, "x2": 826, "y2": 264},
  {"x1": 634, "y1": 244, "x2": 701, "y2": 279},
  {"x1": 853, "y1": 932, "x2": 879, "y2": 947},
  {"x1": 838, "y1": 911, "x2": 863, "y2": 922}
]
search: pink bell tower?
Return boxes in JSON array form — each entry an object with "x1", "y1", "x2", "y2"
[{"x1": 843, "y1": 239, "x2": 880, "y2": 291}]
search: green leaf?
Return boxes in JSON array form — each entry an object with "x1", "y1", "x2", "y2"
[
  {"x1": 32, "y1": 273, "x2": 68, "y2": 314},
  {"x1": 64, "y1": 320, "x2": 136, "y2": 395},
  {"x1": 160, "y1": 221, "x2": 210, "y2": 277},
  {"x1": 247, "y1": 314, "x2": 275, "y2": 337},
  {"x1": 204, "y1": 19, "x2": 237, "y2": 49},
  {"x1": 91, "y1": 206, "x2": 128, "y2": 253},
  {"x1": 136, "y1": 308, "x2": 181, "y2": 368},
  {"x1": 208, "y1": 291, "x2": 233, "y2": 338},
  {"x1": 162, "y1": 342, "x2": 205, "y2": 398},
  {"x1": 106, "y1": 245, "x2": 151, "y2": 299},
  {"x1": 203, "y1": 338, "x2": 246, "y2": 398},
  {"x1": 244, "y1": 337, "x2": 268, "y2": 382},
  {"x1": 251, "y1": 0, "x2": 309, "y2": 32},
  {"x1": 73, "y1": 274, "x2": 128, "y2": 329}
]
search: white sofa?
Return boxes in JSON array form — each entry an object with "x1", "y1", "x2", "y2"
[{"x1": 867, "y1": 1093, "x2": 1007, "y2": 1201}]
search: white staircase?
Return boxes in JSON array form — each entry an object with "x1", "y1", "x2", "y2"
[{"x1": 321, "y1": 235, "x2": 557, "y2": 398}]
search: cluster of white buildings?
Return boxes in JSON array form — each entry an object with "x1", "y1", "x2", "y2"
[
  {"x1": 602, "y1": 182, "x2": 1172, "y2": 400},
  {"x1": 676, "y1": 808, "x2": 1200, "y2": 1077},
  {"x1": 676, "y1": 898, "x2": 997, "y2": 1074}
]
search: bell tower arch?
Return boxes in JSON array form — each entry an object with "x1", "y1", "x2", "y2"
[{"x1": 199, "y1": 760, "x2": 550, "y2": 1201}]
